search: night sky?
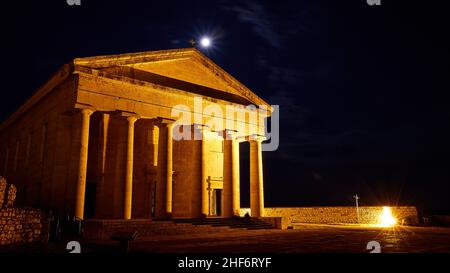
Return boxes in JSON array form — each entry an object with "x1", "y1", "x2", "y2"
[{"x1": 1, "y1": 0, "x2": 449, "y2": 214}]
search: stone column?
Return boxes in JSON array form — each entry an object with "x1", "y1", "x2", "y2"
[
  {"x1": 74, "y1": 108, "x2": 94, "y2": 220},
  {"x1": 249, "y1": 136, "x2": 264, "y2": 217},
  {"x1": 155, "y1": 123, "x2": 167, "y2": 219},
  {"x1": 200, "y1": 126, "x2": 209, "y2": 217},
  {"x1": 124, "y1": 116, "x2": 137, "y2": 220},
  {"x1": 223, "y1": 136, "x2": 232, "y2": 218},
  {"x1": 144, "y1": 123, "x2": 158, "y2": 218},
  {"x1": 155, "y1": 121, "x2": 173, "y2": 218},
  {"x1": 165, "y1": 123, "x2": 174, "y2": 217},
  {"x1": 95, "y1": 113, "x2": 109, "y2": 218},
  {"x1": 222, "y1": 130, "x2": 240, "y2": 217},
  {"x1": 99, "y1": 114, "x2": 110, "y2": 178},
  {"x1": 150, "y1": 124, "x2": 159, "y2": 167},
  {"x1": 231, "y1": 137, "x2": 241, "y2": 216}
]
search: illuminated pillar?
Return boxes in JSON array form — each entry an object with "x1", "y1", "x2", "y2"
[
  {"x1": 95, "y1": 113, "x2": 109, "y2": 218},
  {"x1": 223, "y1": 130, "x2": 240, "y2": 217},
  {"x1": 74, "y1": 108, "x2": 94, "y2": 220},
  {"x1": 155, "y1": 123, "x2": 167, "y2": 219},
  {"x1": 150, "y1": 124, "x2": 159, "y2": 167},
  {"x1": 249, "y1": 136, "x2": 264, "y2": 217},
  {"x1": 165, "y1": 123, "x2": 174, "y2": 217},
  {"x1": 145, "y1": 123, "x2": 158, "y2": 218},
  {"x1": 99, "y1": 114, "x2": 110, "y2": 178},
  {"x1": 155, "y1": 121, "x2": 173, "y2": 218},
  {"x1": 124, "y1": 116, "x2": 137, "y2": 220},
  {"x1": 223, "y1": 133, "x2": 232, "y2": 218},
  {"x1": 231, "y1": 138, "x2": 240, "y2": 216},
  {"x1": 201, "y1": 126, "x2": 208, "y2": 217}
]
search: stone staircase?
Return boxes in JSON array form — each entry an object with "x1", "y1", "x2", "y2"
[
  {"x1": 83, "y1": 217, "x2": 274, "y2": 240},
  {"x1": 172, "y1": 217, "x2": 274, "y2": 230}
]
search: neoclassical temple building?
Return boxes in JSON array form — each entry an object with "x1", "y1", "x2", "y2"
[{"x1": 0, "y1": 48, "x2": 271, "y2": 220}]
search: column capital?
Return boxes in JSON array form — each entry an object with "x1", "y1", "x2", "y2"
[
  {"x1": 246, "y1": 134, "x2": 266, "y2": 142},
  {"x1": 192, "y1": 123, "x2": 209, "y2": 131},
  {"x1": 75, "y1": 103, "x2": 96, "y2": 116},
  {"x1": 79, "y1": 108, "x2": 95, "y2": 116},
  {"x1": 217, "y1": 129, "x2": 239, "y2": 140},
  {"x1": 114, "y1": 110, "x2": 140, "y2": 120},
  {"x1": 192, "y1": 124, "x2": 211, "y2": 141},
  {"x1": 126, "y1": 116, "x2": 138, "y2": 124},
  {"x1": 154, "y1": 117, "x2": 176, "y2": 128},
  {"x1": 107, "y1": 110, "x2": 140, "y2": 121}
]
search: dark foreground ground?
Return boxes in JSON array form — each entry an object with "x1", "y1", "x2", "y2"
[{"x1": 2, "y1": 224, "x2": 450, "y2": 253}]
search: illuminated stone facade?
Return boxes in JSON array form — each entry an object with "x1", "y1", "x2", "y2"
[
  {"x1": 240, "y1": 206, "x2": 419, "y2": 226},
  {"x1": 0, "y1": 48, "x2": 272, "y2": 220}
]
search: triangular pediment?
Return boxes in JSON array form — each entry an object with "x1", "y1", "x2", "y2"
[
  {"x1": 129, "y1": 58, "x2": 239, "y2": 96},
  {"x1": 73, "y1": 48, "x2": 270, "y2": 108}
]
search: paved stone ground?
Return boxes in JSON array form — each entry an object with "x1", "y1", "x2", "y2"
[
  {"x1": 122, "y1": 224, "x2": 450, "y2": 253},
  {"x1": 1, "y1": 224, "x2": 450, "y2": 253}
]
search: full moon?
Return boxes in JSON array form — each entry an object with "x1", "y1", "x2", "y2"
[{"x1": 200, "y1": 37, "x2": 211, "y2": 47}]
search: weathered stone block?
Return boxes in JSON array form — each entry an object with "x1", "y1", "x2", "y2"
[
  {"x1": 0, "y1": 177, "x2": 6, "y2": 208},
  {"x1": 5, "y1": 183, "x2": 16, "y2": 208}
]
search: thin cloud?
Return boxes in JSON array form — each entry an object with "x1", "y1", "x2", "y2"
[{"x1": 223, "y1": 1, "x2": 283, "y2": 49}]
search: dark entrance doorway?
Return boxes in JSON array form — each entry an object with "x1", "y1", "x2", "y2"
[
  {"x1": 84, "y1": 183, "x2": 97, "y2": 218},
  {"x1": 214, "y1": 189, "x2": 222, "y2": 216},
  {"x1": 151, "y1": 180, "x2": 156, "y2": 218}
]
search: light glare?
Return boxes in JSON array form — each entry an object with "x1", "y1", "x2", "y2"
[
  {"x1": 379, "y1": 206, "x2": 397, "y2": 227},
  {"x1": 200, "y1": 37, "x2": 211, "y2": 47}
]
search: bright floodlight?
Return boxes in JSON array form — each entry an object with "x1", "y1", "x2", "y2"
[
  {"x1": 200, "y1": 37, "x2": 211, "y2": 47},
  {"x1": 379, "y1": 206, "x2": 397, "y2": 227}
]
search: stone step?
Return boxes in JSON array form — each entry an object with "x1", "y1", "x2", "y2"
[
  {"x1": 83, "y1": 217, "x2": 274, "y2": 240},
  {"x1": 171, "y1": 217, "x2": 274, "y2": 230},
  {"x1": 173, "y1": 218, "x2": 239, "y2": 223}
]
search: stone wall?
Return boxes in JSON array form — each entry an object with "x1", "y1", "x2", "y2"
[
  {"x1": 240, "y1": 206, "x2": 419, "y2": 227},
  {"x1": 0, "y1": 208, "x2": 48, "y2": 245},
  {"x1": 0, "y1": 176, "x2": 49, "y2": 245}
]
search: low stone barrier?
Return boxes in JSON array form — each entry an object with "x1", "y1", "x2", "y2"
[
  {"x1": 241, "y1": 206, "x2": 418, "y2": 228},
  {"x1": 0, "y1": 176, "x2": 49, "y2": 245},
  {"x1": 0, "y1": 208, "x2": 48, "y2": 245}
]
